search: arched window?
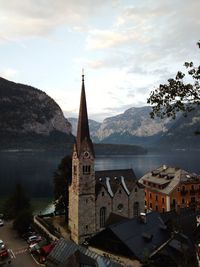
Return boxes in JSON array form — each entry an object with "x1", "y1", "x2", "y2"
[
  {"x1": 133, "y1": 202, "x2": 140, "y2": 216},
  {"x1": 100, "y1": 207, "x2": 106, "y2": 228}
]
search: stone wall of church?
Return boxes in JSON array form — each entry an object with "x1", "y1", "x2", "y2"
[
  {"x1": 129, "y1": 184, "x2": 145, "y2": 218},
  {"x1": 95, "y1": 187, "x2": 112, "y2": 232},
  {"x1": 112, "y1": 185, "x2": 129, "y2": 217}
]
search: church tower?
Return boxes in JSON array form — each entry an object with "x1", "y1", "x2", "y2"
[{"x1": 68, "y1": 72, "x2": 96, "y2": 244}]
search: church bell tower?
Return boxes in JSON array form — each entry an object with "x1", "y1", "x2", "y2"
[{"x1": 68, "y1": 72, "x2": 96, "y2": 244}]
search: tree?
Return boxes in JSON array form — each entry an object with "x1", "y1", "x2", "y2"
[
  {"x1": 147, "y1": 41, "x2": 200, "y2": 120},
  {"x1": 13, "y1": 209, "x2": 33, "y2": 234},
  {"x1": 3, "y1": 183, "x2": 31, "y2": 220},
  {"x1": 53, "y1": 155, "x2": 72, "y2": 221}
]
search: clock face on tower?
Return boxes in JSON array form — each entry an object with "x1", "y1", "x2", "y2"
[{"x1": 83, "y1": 151, "x2": 90, "y2": 158}]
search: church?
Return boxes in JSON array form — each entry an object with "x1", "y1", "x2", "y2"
[{"x1": 68, "y1": 73, "x2": 145, "y2": 244}]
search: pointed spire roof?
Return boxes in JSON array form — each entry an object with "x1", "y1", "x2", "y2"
[{"x1": 76, "y1": 71, "x2": 94, "y2": 157}]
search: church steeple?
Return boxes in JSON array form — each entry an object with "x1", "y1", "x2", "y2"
[{"x1": 76, "y1": 71, "x2": 94, "y2": 157}]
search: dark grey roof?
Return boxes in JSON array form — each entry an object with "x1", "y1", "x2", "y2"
[
  {"x1": 46, "y1": 238, "x2": 122, "y2": 267},
  {"x1": 90, "y1": 212, "x2": 170, "y2": 261},
  {"x1": 95, "y1": 169, "x2": 137, "y2": 197}
]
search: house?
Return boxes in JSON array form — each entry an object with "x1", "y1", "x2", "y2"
[
  {"x1": 138, "y1": 165, "x2": 200, "y2": 213},
  {"x1": 45, "y1": 238, "x2": 123, "y2": 267}
]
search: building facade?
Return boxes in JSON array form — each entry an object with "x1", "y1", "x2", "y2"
[
  {"x1": 68, "y1": 74, "x2": 144, "y2": 244},
  {"x1": 139, "y1": 165, "x2": 200, "y2": 213}
]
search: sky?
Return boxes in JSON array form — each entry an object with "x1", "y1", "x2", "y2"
[{"x1": 0, "y1": 0, "x2": 199, "y2": 122}]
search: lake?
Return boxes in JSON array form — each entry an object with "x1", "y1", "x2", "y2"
[{"x1": 0, "y1": 150, "x2": 199, "y2": 198}]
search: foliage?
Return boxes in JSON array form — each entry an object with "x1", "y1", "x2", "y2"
[
  {"x1": 3, "y1": 183, "x2": 31, "y2": 220},
  {"x1": 13, "y1": 209, "x2": 33, "y2": 234},
  {"x1": 53, "y1": 155, "x2": 72, "y2": 219},
  {"x1": 147, "y1": 41, "x2": 200, "y2": 119}
]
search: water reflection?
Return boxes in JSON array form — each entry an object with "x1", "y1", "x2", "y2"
[{"x1": 0, "y1": 150, "x2": 199, "y2": 197}]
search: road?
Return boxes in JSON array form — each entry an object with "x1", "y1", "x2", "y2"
[{"x1": 0, "y1": 221, "x2": 38, "y2": 267}]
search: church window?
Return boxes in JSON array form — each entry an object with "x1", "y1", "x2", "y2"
[
  {"x1": 83, "y1": 165, "x2": 91, "y2": 174},
  {"x1": 102, "y1": 191, "x2": 104, "y2": 196},
  {"x1": 74, "y1": 165, "x2": 77, "y2": 175},
  {"x1": 133, "y1": 202, "x2": 140, "y2": 216},
  {"x1": 117, "y1": 204, "x2": 123, "y2": 212},
  {"x1": 100, "y1": 207, "x2": 106, "y2": 228}
]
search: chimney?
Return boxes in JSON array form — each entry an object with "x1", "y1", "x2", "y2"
[{"x1": 139, "y1": 212, "x2": 147, "y2": 223}]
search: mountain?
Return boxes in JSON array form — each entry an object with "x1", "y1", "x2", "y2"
[
  {"x1": 69, "y1": 107, "x2": 175, "y2": 146},
  {"x1": 158, "y1": 107, "x2": 200, "y2": 149},
  {"x1": 0, "y1": 77, "x2": 74, "y2": 149},
  {"x1": 69, "y1": 106, "x2": 200, "y2": 150}
]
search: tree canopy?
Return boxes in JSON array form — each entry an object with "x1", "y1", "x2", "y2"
[
  {"x1": 53, "y1": 155, "x2": 72, "y2": 220},
  {"x1": 147, "y1": 41, "x2": 200, "y2": 119}
]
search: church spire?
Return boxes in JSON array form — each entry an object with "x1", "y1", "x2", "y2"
[{"x1": 76, "y1": 71, "x2": 94, "y2": 157}]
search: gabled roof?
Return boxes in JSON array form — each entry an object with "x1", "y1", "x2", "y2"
[
  {"x1": 46, "y1": 238, "x2": 122, "y2": 267},
  {"x1": 139, "y1": 165, "x2": 199, "y2": 195},
  {"x1": 90, "y1": 212, "x2": 170, "y2": 261},
  {"x1": 95, "y1": 169, "x2": 137, "y2": 197},
  {"x1": 75, "y1": 73, "x2": 94, "y2": 157}
]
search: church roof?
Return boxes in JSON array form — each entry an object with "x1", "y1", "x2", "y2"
[
  {"x1": 76, "y1": 73, "x2": 94, "y2": 157},
  {"x1": 95, "y1": 169, "x2": 137, "y2": 197}
]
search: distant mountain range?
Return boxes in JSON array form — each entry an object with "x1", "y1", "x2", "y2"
[
  {"x1": 0, "y1": 76, "x2": 199, "y2": 151},
  {"x1": 69, "y1": 106, "x2": 200, "y2": 150}
]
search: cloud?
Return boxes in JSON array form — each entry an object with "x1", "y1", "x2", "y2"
[
  {"x1": 0, "y1": 0, "x2": 118, "y2": 41},
  {"x1": 0, "y1": 68, "x2": 18, "y2": 79}
]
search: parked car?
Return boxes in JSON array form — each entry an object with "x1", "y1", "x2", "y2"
[
  {"x1": 0, "y1": 219, "x2": 4, "y2": 227},
  {"x1": 22, "y1": 231, "x2": 37, "y2": 241},
  {"x1": 0, "y1": 240, "x2": 5, "y2": 250},
  {"x1": 27, "y1": 235, "x2": 42, "y2": 244},
  {"x1": 0, "y1": 248, "x2": 11, "y2": 266}
]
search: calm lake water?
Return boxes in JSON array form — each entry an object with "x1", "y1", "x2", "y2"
[{"x1": 0, "y1": 150, "x2": 199, "y2": 197}]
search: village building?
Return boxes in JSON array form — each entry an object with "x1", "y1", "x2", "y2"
[
  {"x1": 138, "y1": 165, "x2": 200, "y2": 213},
  {"x1": 68, "y1": 73, "x2": 144, "y2": 244}
]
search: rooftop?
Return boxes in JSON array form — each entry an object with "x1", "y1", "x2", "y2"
[{"x1": 139, "y1": 165, "x2": 200, "y2": 195}]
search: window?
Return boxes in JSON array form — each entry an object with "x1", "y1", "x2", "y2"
[
  {"x1": 73, "y1": 166, "x2": 77, "y2": 176},
  {"x1": 82, "y1": 165, "x2": 91, "y2": 175},
  {"x1": 162, "y1": 197, "x2": 165, "y2": 204},
  {"x1": 100, "y1": 207, "x2": 106, "y2": 228},
  {"x1": 182, "y1": 198, "x2": 185, "y2": 204},
  {"x1": 191, "y1": 185, "x2": 194, "y2": 191},
  {"x1": 182, "y1": 186, "x2": 185, "y2": 191},
  {"x1": 135, "y1": 188, "x2": 138, "y2": 192},
  {"x1": 102, "y1": 191, "x2": 104, "y2": 197},
  {"x1": 150, "y1": 193, "x2": 152, "y2": 199},
  {"x1": 150, "y1": 203, "x2": 152, "y2": 208},
  {"x1": 177, "y1": 187, "x2": 180, "y2": 192},
  {"x1": 156, "y1": 205, "x2": 158, "y2": 211},
  {"x1": 85, "y1": 225, "x2": 88, "y2": 230},
  {"x1": 133, "y1": 202, "x2": 140, "y2": 216},
  {"x1": 162, "y1": 208, "x2": 165, "y2": 213},
  {"x1": 145, "y1": 201, "x2": 147, "y2": 205},
  {"x1": 117, "y1": 204, "x2": 123, "y2": 212},
  {"x1": 119, "y1": 189, "x2": 122, "y2": 194},
  {"x1": 155, "y1": 195, "x2": 158, "y2": 201}
]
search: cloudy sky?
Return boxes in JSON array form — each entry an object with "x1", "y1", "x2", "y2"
[{"x1": 0, "y1": 0, "x2": 199, "y2": 121}]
